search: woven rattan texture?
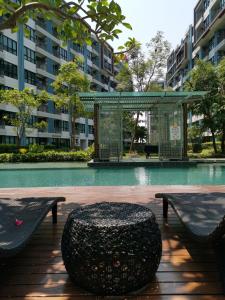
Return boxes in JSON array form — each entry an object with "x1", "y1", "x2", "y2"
[{"x1": 61, "y1": 202, "x2": 162, "y2": 295}]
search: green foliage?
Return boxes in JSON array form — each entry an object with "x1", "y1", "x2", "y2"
[
  {"x1": 0, "y1": 88, "x2": 49, "y2": 146},
  {"x1": 135, "y1": 126, "x2": 147, "y2": 143},
  {"x1": 188, "y1": 125, "x2": 203, "y2": 143},
  {"x1": 192, "y1": 143, "x2": 202, "y2": 153},
  {"x1": 186, "y1": 59, "x2": 225, "y2": 154},
  {"x1": 0, "y1": 0, "x2": 134, "y2": 53},
  {"x1": 0, "y1": 144, "x2": 18, "y2": 153},
  {"x1": 116, "y1": 31, "x2": 171, "y2": 152},
  {"x1": 29, "y1": 144, "x2": 45, "y2": 153},
  {"x1": 115, "y1": 64, "x2": 134, "y2": 92},
  {"x1": 52, "y1": 60, "x2": 90, "y2": 149},
  {"x1": 0, "y1": 149, "x2": 93, "y2": 163}
]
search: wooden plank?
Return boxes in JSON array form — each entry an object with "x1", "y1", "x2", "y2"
[
  {"x1": 0, "y1": 272, "x2": 220, "y2": 285},
  {"x1": 0, "y1": 282, "x2": 222, "y2": 297}
]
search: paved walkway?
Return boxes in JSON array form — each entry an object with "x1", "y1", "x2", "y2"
[{"x1": 1, "y1": 185, "x2": 225, "y2": 203}]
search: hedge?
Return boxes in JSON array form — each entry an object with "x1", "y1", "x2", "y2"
[
  {"x1": 0, "y1": 144, "x2": 19, "y2": 153},
  {"x1": 0, "y1": 150, "x2": 92, "y2": 163}
]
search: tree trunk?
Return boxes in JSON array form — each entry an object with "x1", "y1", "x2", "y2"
[
  {"x1": 221, "y1": 124, "x2": 225, "y2": 154},
  {"x1": 211, "y1": 130, "x2": 217, "y2": 154},
  {"x1": 129, "y1": 111, "x2": 140, "y2": 153},
  {"x1": 71, "y1": 114, "x2": 76, "y2": 149}
]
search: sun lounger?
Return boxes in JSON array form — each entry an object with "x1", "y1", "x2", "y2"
[
  {"x1": 155, "y1": 192, "x2": 225, "y2": 292},
  {"x1": 155, "y1": 192, "x2": 225, "y2": 243},
  {"x1": 0, "y1": 197, "x2": 65, "y2": 258}
]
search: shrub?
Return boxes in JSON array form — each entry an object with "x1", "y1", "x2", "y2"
[
  {"x1": 0, "y1": 144, "x2": 18, "y2": 153},
  {"x1": 192, "y1": 143, "x2": 202, "y2": 153},
  {"x1": 29, "y1": 144, "x2": 45, "y2": 153},
  {"x1": 19, "y1": 148, "x2": 28, "y2": 154},
  {"x1": 0, "y1": 149, "x2": 94, "y2": 163}
]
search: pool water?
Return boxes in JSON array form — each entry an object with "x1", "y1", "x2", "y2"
[{"x1": 1, "y1": 164, "x2": 225, "y2": 188}]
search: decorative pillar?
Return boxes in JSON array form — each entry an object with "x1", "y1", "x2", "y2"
[
  {"x1": 182, "y1": 103, "x2": 188, "y2": 160},
  {"x1": 94, "y1": 103, "x2": 99, "y2": 161}
]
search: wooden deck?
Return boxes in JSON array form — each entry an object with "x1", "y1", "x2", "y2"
[{"x1": 0, "y1": 185, "x2": 225, "y2": 299}]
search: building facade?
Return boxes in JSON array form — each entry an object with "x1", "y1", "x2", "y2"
[
  {"x1": 0, "y1": 17, "x2": 119, "y2": 149},
  {"x1": 166, "y1": 0, "x2": 225, "y2": 129},
  {"x1": 166, "y1": 25, "x2": 193, "y2": 91}
]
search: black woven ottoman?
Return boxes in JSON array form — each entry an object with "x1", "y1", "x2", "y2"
[{"x1": 61, "y1": 202, "x2": 162, "y2": 295}]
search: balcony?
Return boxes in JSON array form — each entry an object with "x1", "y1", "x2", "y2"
[
  {"x1": 54, "y1": 127, "x2": 62, "y2": 134},
  {"x1": 38, "y1": 104, "x2": 48, "y2": 113},
  {"x1": 36, "y1": 18, "x2": 47, "y2": 30},
  {"x1": 52, "y1": 48, "x2": 60, "y2": 58},
  {"x1": 36, "y1": 82, "x2": 47, "y2": 90},
  {"x1": 36, "y1": 39, "x2": 46, "y2": 50},
  {"x1": 37, "y1": 63, "x2": 47, "y2": 71}
]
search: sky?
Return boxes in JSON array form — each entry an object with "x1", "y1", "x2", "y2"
[{"x1": 112, "y1": 0, "x2": 197, "y2": 51}]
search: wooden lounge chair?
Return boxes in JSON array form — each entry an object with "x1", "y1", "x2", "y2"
[
  {"x1": 155, "y1": 192, "x2": 225, "y2": 291},
  {"x1": 0, "y1": 197, "x2": 65, "y2": 258},
  {"x1": 155, "y1": 192, "x2": 225, "y2": 243}
]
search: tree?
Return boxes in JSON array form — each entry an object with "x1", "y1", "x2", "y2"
[
  {"x1": 115, "y1": 63, "x2": 134, "y2": 92},
  {"x1": 0, "y1": 0, "x2": 134, "y2": 51},
  {"x1": 52, "y1": 60, "x2": 90, "y2": 149},
  {"x1": 135, "y1": 126, "x2": 147, "y2": 143},
  {"x1": 185, "y1": 60, "x2": 219, "y2": 153},
  {"x1": 0, "y1": 88, "x2": 49, "y2": 146},
  {"x1": 117, "y1": 31, "x2": 171, "y2": 151},
  {"x1": 216, "y1": 57, "x2": 225, "y2": 153}
]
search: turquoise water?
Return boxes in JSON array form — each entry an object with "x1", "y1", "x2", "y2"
[{"x1": 0, "y1": 164, "x2": 225, "y2": 187}]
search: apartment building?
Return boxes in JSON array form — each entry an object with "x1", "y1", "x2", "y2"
[
  {"x1": 166, "y1": 0, "x2": 225, "y2": 130},
  {"x1": 166, "y1": 25, "x2": 193, "y2": 91},
  {"x1": 193, "y1": 0, "x2": 225, "y2": 64},
  {"x1": 167, "y1": 0, "x2": 225, "y2": 91},
  {"x1": 0, "y1": 17, "x2": 119, "y2": 149}
]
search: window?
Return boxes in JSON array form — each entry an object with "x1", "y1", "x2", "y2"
[
  {"x1": 62, "y1": 121, "x2": 69, "y2": 132},
  {"x1": 24, "y1": 46, "x2": 36, "y2": 64},
  {"x1": 53, "y1": 64, "x2": 59, "y2": 75},
  {"x1": 0, "y1": 34, "x2": 17, "y2": 55},
  {"x1": 204, "y1": 16, "x2": 210, "y2": 30},
  {"x1": 60, "y1": 48, "x2": 68, "y2": 61},
  {"x1": 25, "y1": 69, "x2": 36, "y2": 85},
  {"x1": 0, "y1": 60, "x2": 18, "y2": 79},
  {"x1": 24, "y1": 24, "x2": 36, "y2": 42},
  {"x1": 72, "y1": 43, "x2": 84, "y2": 54},
  {"x1": 88, "y1": 125, "x2": 94, "y2": 134},
  {"x1": 204, "y1": 0, "x2": 210, "y2": 11},
  {"x1": 79, "y1": 124, "x2": 85, "y2": 133}
]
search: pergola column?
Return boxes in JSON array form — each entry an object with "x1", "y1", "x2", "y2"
[
  {"x1": 182, "y1": 103, "x2": 188, "y2": 160},
  {"x1": 94, "y1": 103, "x2": 99, "y2": 161}
]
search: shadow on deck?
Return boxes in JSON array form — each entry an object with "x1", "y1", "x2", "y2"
[{"x1": 0, "y1": 195, "x2": 224, "y2": 299}]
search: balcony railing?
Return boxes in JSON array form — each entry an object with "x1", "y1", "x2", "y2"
[
  {"x1": 36, "y1": 82, "x2": 47, "y2": 90},
  {"x1": 52, "y1": 49, "x2": 60, "y2": 58},
  {"x1": 38, "y1": 105, "x2": 48, "y2": 113},
  {"x1": 36, "y1": 19, "x2": 47, "y2": 30},
  {"x1": 54, "y1": 127, "x2": 62, "y2": 133},
  {"x1": 37, "y1": 63, "x2": 47, "y2": 71},
  {"x1": 36, "y1": 40, "x2": 46, "y2": 49}
]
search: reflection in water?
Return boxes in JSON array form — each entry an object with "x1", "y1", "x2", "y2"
[
  {"x1": 135, "y1": 167, "x2": 148, "y2": 185},
  {"x1": 1, "y1": 164, "x2": 225, "y2": 188}
]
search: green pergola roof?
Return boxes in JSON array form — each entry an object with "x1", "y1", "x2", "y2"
[{"x1": 78, "y1": 91, "x2": 207, "y2": 111}]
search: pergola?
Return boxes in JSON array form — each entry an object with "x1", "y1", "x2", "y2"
[{"x1": 79, "y1": 91, "x2": 207, "y2": 162}]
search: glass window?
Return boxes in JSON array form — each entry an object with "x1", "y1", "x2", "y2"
[
  {"x1": 24, "y1": 24, "x2": 36, "y2": 42},
  {"x1": 0, "y1": 34, "x2": 17, "y2": 55},
  {"x1": 0, "y1": 60, "x2": 18, "y2": 79},
  {"x1": 24, "y1": 46, "x2": 36, "y2": 64},
  {"x1": 24, "y1": 69, "x2": 36, "y2": 85},
  {"x1": 79, "y1": 124, "x2": 85, "y2": 133},
  {"x1": 60, "y1": 48, "x2": 68, "y2": 61}
]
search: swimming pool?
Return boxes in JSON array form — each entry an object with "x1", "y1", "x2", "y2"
[{"x1": 0, "y1": 164, "x2": 225, "y2": 188}]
